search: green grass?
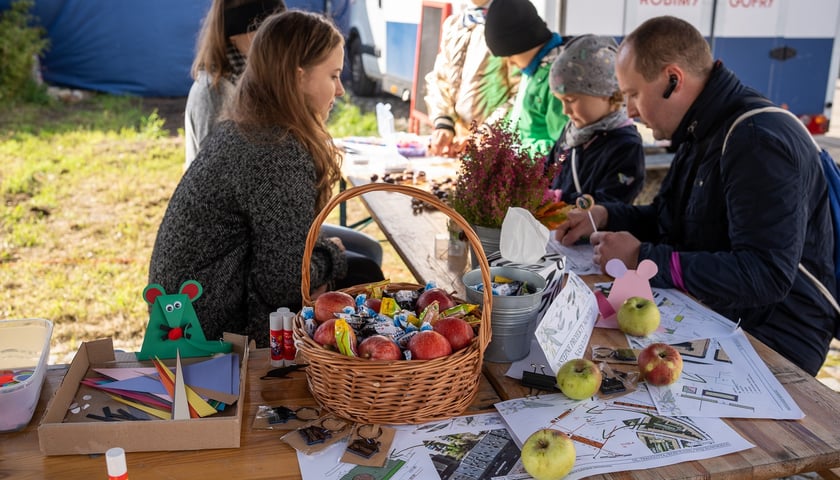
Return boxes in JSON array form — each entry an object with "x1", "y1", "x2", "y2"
[{"x1": 0, "y1": 93, "x2": 387, "y2": 362}]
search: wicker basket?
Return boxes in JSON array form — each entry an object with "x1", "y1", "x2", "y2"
[{"x1": 293, "y1": 183, "x2": 493, "y2": 424}]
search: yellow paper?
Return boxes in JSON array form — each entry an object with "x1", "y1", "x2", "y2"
[{"x1": 155, "y1": 357, "x2": 218, "y2": 418}]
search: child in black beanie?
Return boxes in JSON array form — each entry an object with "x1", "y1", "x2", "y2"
[{"x1": 483, "y1": 0, "x2": 568, "y2": 158}]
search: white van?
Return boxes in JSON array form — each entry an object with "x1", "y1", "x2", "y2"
[
  {"x1": 346, "y1": 0, "x2": 425, "y2": 101},
  {"x1": 347, "y1": 0, "x2": 840, "y2": 132}
]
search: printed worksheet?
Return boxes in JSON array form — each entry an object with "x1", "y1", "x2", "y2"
[
  {"x1": 595, "y1": 284, "x2": 740, "y2": 348},
  {"x1": 504, "y1": 271, "x2": 598, "y2": 380},
  {"x1": 531, "y1": 272, "x2": 599, "y2": 374},
  {"x1": 495, "y1": 385, "x2": 754, "y2": 480},
  {"x1": 645, "y1": 329, "x2": 804, "y2": 419},
  {"x1": 296, "y1": 413, "x2": 530, "y2": 480},
  {"x1": 546, "y1": 238, "x2": 600, "y2": 275}
]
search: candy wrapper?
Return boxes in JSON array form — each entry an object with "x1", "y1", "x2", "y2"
[
  {"x1": 471, "y1": 280, "x2": 534, "y2": 296},
  {"x1": 334, "y1": 318, "x2": 358, "y2": 357}
]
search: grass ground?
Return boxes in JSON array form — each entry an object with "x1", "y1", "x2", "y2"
[
  {"x1": 0, "y1": 94, "x2": 410, "y2": 363},
  {"x1": 1, "y1": 92, "x2": 837, "y2": 393}
]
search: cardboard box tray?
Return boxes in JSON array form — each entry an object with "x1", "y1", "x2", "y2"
[{"x1": 38, "y1": 333, "x2": 249, "y2": 455}]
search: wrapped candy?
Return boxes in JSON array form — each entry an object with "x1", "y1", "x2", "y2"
[
  {"x1": 301, "y1": 306, "x2": 317, "y2": 337},
  {"x1": 443, "y1": 303, "x2": 478, "y2": 317},
  {"x1": 419, "y1": 301, "x2": 440, "y2": 325},
  {"x1": 334, "y1": 318, "x2": 358, "y2": 357}
]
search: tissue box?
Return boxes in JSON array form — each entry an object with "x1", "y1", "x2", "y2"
[
  {"x1": 38, "y1": 333, "x2": 248, "y2": 455},
  {"x1": 0, "y1": 318, "x2": 54, "y2": 432}
]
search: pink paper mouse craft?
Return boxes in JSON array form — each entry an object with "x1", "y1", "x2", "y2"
[{"x1": 595, "y1": 258, "x2": 658, "y2": 323}]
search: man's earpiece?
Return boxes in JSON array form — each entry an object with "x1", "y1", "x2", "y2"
[{"x1": 662, "y1": 75, "x2": 678, "y2": 99}]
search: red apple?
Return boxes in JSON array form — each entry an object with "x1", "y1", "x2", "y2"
[
  {"x1": 312, "y1": 318, "x2": 338, "y2": 349},
  {"x1": 364, "y1": 297, "x2": 382, "y2": 313},
  {"x1": 415, "y1": 288, "x2": 457, "y2": 313},
  {"x1": 638, "y1": 342, "x2": 683, "y2": 386},
  {"x1": 408, "y1": 330, "x2": 452, "y2": 360},
  {"x1": 358, "y1": 335, "x2": 402, "y2": 360},
  {"x1": 314, "y1": 291, "x2": 355, "y2": 324},
  {"x1": 433, "y1": 316, "x2": 475, "y2": 351}
]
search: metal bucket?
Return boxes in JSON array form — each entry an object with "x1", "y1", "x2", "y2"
[{"x1": 463, "y1": 266, "x2": 546, "y2": 362}]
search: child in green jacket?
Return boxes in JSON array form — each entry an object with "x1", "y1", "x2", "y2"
[{"x1": 483, "y1": 0, "x2": 568, "y2": 159}]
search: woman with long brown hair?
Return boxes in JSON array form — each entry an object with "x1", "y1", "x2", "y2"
[
  {"x1": 150, "y1": 11, "x2": 381, "y2": 347},
  {"x1": 185, "y1": 0, "x2": 286, "y2": 169}
]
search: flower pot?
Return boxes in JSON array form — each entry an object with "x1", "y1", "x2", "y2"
[{"x1": 470, "y1": 224, "x2": 501, "y2": 269}]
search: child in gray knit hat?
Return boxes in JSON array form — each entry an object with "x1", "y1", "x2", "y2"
[{"x1": 546, "y1": 34, "x2": 646, "y2": 205}]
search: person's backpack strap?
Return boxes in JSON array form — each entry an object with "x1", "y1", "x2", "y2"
[
  {"x1": 723, "y1": 106, "x2": 821, "y2": 153},
  {"x1": 723, "y1": 106, "x2": 840, "y2": 323}
]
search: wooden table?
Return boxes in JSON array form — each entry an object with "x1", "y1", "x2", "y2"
[
  {"x1": 484, "y1": 326, "x2": 840, "y2": 480},
  {"x1": 3, "y1": 333, "x2": 840, "y2": 479},
  {"x1": 335, "y1": 177, "x2": 840, "y2": 479},
  {"x1": 0, "y1": 348, "x2": 502, "y2": 479},
  {"x1": 344, "y1": 174, "x2": 471, "y2": 298}
]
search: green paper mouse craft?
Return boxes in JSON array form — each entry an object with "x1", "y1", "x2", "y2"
[{"x1": 137, "y1": 280, "x2": 232, "y2": 360}]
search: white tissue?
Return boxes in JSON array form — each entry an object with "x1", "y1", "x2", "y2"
[{"x1": 500, "y1": 207, "x2": 549, "y2": 264}]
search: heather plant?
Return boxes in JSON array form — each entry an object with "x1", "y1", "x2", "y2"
[{"x1": 450, "y1": 120, "x2": 562, "y2": 229}]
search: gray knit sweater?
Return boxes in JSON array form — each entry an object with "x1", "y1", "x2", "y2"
[{"x1": 149, "y1": 120, "x2": 347, "y2": 347}]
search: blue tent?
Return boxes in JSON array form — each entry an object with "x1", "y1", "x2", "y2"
[{"x1": 0, "y1": 0, "x2": 349, "y2": 97}]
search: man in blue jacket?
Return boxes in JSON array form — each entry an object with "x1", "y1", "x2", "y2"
[{"x1": 555, "y1": 16, "x2": 837, "y2": 376}]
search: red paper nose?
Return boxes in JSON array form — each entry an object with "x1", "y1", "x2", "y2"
[{"x1": 168, "y1": 327, "x2": 183, "y2": 340}]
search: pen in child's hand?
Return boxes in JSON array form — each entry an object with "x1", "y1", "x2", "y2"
[{"x1": 575, "y1": 194, "x2": 598, "y2": 233}]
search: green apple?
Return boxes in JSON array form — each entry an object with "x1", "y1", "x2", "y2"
[
  {"x1": 555, "y1": 358, "x2": 602, "y2": 400},
  {"x1": 520, "y1": 428, "x2": 576, "y2": 480},
  {"x1": 617, "y1": 296, "x2": 660, "y2": 337}
]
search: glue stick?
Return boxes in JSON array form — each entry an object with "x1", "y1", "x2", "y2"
[
  {"x1": 269, "y1": 311, "x2": 284, "y2": 367},
  {"x1": 282, "y1": 311, "x2": 296, "y2": 363},
  {"x1": 105, "y1": 447, "x2": 128, "y2": 480}
]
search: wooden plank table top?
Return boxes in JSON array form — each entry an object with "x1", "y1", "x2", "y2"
[
  {"x1": 1, "y1": 348, "x2": 501, "y2": 480},
  {"x1": 345, "y1": 174, "x2": 471, "y2": 299},
  {"x1": 335, "y1": 172, "x2": 840, "y2": 479},
  {"x1": 483, "y1": 325, "x2": 840, "y2": 479}
]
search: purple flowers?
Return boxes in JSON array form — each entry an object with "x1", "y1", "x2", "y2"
[{"x1": 451, "y1": 121, "x2": 559, "y2": 229}]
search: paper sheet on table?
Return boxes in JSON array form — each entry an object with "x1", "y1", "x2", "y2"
[
  {"x1": 495, "y1": 385, "x2": 754, "y2": 480},
  {"x1": 295, "y1": 413, "x2": 527, "y2": 479},
  {"x1": 595, "y1": 285, "x2": 740, "y2": 348},
  {"x1": 547, "y1": 236, "x2": 600, "y2": 275},
  {"x1": 506, "y1": 272, "x2": 598, "y2": 379},
  {"x1": 94, "y1": 353, "x2": 240, "y2": 401},
  {"x1": 644, "y1": 328, "x2": 804, "y2": 419}
]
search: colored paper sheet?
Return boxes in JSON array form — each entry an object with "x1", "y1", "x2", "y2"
[{"x1": 95, "y1": 353, "x2": 240, "y2": 397}]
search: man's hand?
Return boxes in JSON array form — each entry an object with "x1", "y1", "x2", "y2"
[
  {"x1": 591, "y1": 231, "x2": 641, "y2": 272},
  {"x1": 554, "y1": 205, "x2": 608, "y2": 245}
]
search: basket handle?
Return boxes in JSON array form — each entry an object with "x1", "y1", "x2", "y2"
[{"x1": 300, "y1": 182, "x2": 493, "y2": 350}]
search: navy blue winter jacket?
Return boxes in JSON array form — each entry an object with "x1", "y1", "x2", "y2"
[
  {"x1": 548, "y1": 124, "x2": 646, "y2": 204},
  {"x1": 604, "y1": 62, "x2": 837, "y2": 375}
]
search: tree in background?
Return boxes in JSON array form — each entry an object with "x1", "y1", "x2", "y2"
[{"x1": 0, "y1": 0, "x2": 49, "y2": 103}]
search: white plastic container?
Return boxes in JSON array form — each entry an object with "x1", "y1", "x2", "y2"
[{"x1": 0, "y1": 318, "x2": 53, "y2": 432}]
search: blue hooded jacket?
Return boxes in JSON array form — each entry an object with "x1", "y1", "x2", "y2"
[{"x1": 605, "y1": 62, "x2": 837, "y2": 375}]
